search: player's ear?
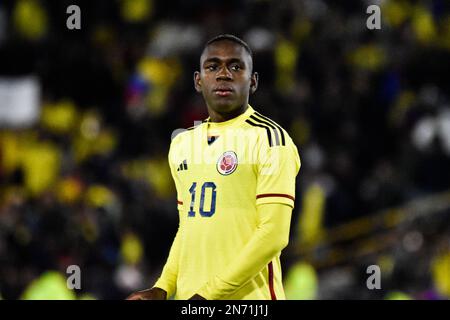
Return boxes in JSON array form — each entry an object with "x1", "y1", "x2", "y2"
[
  {"x1": 194, "y1": 71, "x2": 202, "y2": 93},
  {"x1": 250, "y1": 72, "x2": 258, "y2": 95}
]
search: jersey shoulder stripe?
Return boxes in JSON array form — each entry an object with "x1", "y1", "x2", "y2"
[
  {"x1": 254, "y1": 111, "x2": 286, "y2": 146},
  {"x1": 245, "y1": 118, "x2": 274, "y2": 147},
  {"x1": 249, "y1": 114, "x2": 281, "y2": 146},
  {"x1": 245, "y1": 111, "x2": 287, "y2": 147}
]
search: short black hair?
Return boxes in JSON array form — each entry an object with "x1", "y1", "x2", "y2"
[{"x1": 204, "y1": 34, "x2": 253, "y2": 60}]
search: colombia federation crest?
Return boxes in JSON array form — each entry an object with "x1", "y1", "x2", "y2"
[{"x1": 217, "y1": 151, "x2": 238, "y2": 175}]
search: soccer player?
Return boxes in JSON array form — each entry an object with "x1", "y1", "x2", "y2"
[{"x1": 127, "y1": 34, "x2": 300, "y2": 300}]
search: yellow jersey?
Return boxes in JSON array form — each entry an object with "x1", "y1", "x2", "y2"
[{"x1": 154, "y1": 105, "x2": 301, "y2": 300}]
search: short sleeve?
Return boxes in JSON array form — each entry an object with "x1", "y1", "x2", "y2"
[{"x1": 255, "y1": 135, "x2": 301, "y2": 208}]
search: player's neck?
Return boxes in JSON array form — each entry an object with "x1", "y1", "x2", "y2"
[{"x1": 207, "y1": 104, "x2": 248, "y2": 123}]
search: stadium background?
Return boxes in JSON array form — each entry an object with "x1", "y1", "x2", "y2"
[{"x1": 0, "y1": 0, "x2": 449, "y2": 300}]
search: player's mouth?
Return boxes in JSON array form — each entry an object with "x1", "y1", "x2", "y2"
[{"x1": 213, "y1": 87, "x2": 234, "y2": 97}]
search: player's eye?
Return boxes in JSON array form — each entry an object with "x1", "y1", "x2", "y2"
[
  {"x1": 206, "y1": 65, "x2": 217, "y2": 71},
  {"x1": 230, "y1": 64, "x2": 241, "y2": 71}
]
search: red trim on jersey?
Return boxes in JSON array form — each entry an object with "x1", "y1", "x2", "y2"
[
  {"x1": 268, "y1": 261, "x2": 277, "y2": 300},
  {"x1": 256, "y1": 193, "x2": 295, "y2": 201},
  {"x1": 177, "y1": 200, "x2": 183, "y2": 205}
]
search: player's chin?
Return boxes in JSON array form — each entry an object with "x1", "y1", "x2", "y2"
[{"x1": 211, "y1": 97, "x2": 239, "y2": 111}]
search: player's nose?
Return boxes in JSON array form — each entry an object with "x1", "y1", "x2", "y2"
[{"x1": 216, "y1": 66, "x2": 232, "y2": 81}]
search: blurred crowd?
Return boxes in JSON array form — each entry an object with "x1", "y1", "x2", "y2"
[{"x1": 0, "y1": 0, "x2": 449, "y2": 299}]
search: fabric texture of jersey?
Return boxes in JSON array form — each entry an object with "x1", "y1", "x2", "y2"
[{"x1": 154, "y1": 105, "x2": 301, "y2": 299}]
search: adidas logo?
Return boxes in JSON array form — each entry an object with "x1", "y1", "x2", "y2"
[{"x1": 177, "y1": 160, "x2": 188, "y2": 171}]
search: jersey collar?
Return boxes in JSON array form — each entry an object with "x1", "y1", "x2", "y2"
[{"x1": 204, "y1": 105, "x2": 254, "y2": 129}]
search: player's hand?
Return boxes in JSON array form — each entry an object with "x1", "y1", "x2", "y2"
[
  {"x1": 126, "y1": 287, "x2": 167, "y2": 300},
  {"x1": 188, "y1": 294, "x2": 207, "y2": 300}
]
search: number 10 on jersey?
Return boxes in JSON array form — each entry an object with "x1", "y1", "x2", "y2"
[{"x1": 188, "y1": 182, "x2": 217, "y2": 217}]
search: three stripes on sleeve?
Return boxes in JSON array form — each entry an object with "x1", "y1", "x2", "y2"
[{"x1": 245, "y1": 112, "x2": 286, "y2": 147}]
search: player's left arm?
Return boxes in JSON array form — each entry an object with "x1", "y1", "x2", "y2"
[
  {"x1": 193, "y1": 134, "x2": 301, "y2": 300},
  {"x1": 194, "y1": 202, "x2": 292, "y2": 300}
]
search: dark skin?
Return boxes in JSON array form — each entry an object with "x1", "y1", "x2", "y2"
[
  {"x1": 194, "y1": 40, "x2": 258, "y2": 122},
  {"x1": 126, "y1": 287, "x2": 167, "y2": 300},
  {"x1": 126, "y1": 40, "x2": 258, "y2": 301}
]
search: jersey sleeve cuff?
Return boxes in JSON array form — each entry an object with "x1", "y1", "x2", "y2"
[
  {"x1": 256, "y1": 193, "x2": 295, "y2": 208},
  {"x1": 196, "y1": 276, "x2": 239, "y2": 300},
  {"x1": 153, "y1": 278, "x2": 175, "y2": 299}
]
